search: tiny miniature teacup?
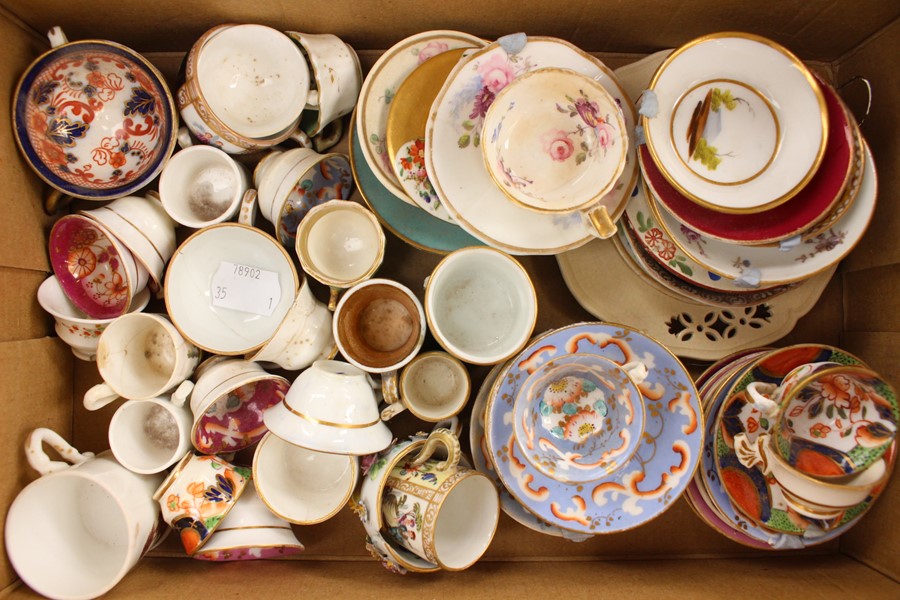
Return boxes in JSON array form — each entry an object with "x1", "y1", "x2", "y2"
[
  {"x1": 188, "y1": 357, "x2": 291, "y2": 455},
  {"x1": 79, "y1": 193, "x2": 177, "y2": 288},
  {"x1": 296, "y1": 200, "x2": 386, "y2": 310},
  {"x1": 37, "y1": 275, "x2": 151, "y2": 361},
  {"x1": 84, "y1": 313, "x2": 201, "y2": 410},
  {"x1": 108, "y1": 395, "x2": 194, "y2": 474},
  {"x1": 177, "y1": 24, "x2": 310, "y2": 154},
  {"x1": 247, "y1": 276, "x2": 335, "y2": 371},
  {"x1": 254, "y1": 148, "x2": 354, "y2": 248},
  {"x1": 381, "y1": 428, "x2": 499, "y2": 570},
  {"x1": 286, "y1": 31, "x2": 362, "y2": 135},
  {"x1": 734, "y1": 433, "x2": 888, "y2": 520},
  {"x1": 49, "y1": 214, "x2": 149, "y2": 320},
  {"x1": 513, "y1": 353, "x2": 648, "y2": 483},
  {"x1": 425, "y1": 246, "x2": 537, "y2": 365},
  {"x1": 193, "y1": 480, "x2": 305, "y2": 562},
  {"x1": 748, "y1": 362, "x2": 898, "y2": 478},
  {"x1": 159, "y1": 145, "x2": 252, "y2": 228},
  {"x1": 333, "y1": 278, "x2": 426, "y2": 378},
  {"x1": 253, "y1": 432, "x2": 359, "y2": 524},
  {"x1": 6, "y1": 429, "x2": 164, "y2": 600},
  {"x1": 153, "y1": 452, "x2": 251, "y2": 556},
  {"x1": 263, "y1": 359, "x2": 392, "y2": 455},
  {"x1": 380, "y1": 351, "x2": 471, "y2": 422}
]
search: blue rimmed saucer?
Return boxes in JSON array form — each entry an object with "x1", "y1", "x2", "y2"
[{"x1": 485, "y1": 322, "x2": 702, "y2": 534}]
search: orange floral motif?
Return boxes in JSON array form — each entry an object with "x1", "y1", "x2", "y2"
[
  {"x1": 98, "y1": 271, "x2": 128, "y2": 303},
  {"x1": 399, "y1": 138, "x2": 426, "y2": 171},
  {"x1": 66, "y1": 247, "x2": 97, "y2": 279},
  {"x1": 809, "y1": 422, "x2": 832, "y2": 438},
  {"x1": 818, "y1": 374, "x2": 853, "y2": 408},
  {"x1": 746, "y1": 417, "x2": 760, "y2": 434}
]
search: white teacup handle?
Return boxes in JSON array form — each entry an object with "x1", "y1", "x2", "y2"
[
  {"x1": 286, "y1": 129, "x2": 313, "y2": 149},
  {"x1": 26, "y1": 428, "x2": 95, "y2": 476},
  {"x1": 83, "y1": 383, "x2": 121, "y2": 411},
  {"x1": 746, "y1": 382, "x2": 781, "y2": 417},
  {"x1": 381, "y1": 370, "x2": 400, "y2": 405},
  {"x1": 47, "y1": 26, "x2": 68, "y2": 48},
  {"x1": 306, "y1": 89, "x2": 320, "y2": 109},
  {"x1": 621, "y1": 360, "x2": 649, "y2": 386},
  {"x1": 237, "y1": 189, "x2": 258, "y2": 226},
  {"x1": 176, "y1": 126, "x2": 195, "y2": 149},
  {"x1": 411, "y1": 428, "x2": 461, "y2": 471},
  {"x1": 733, "y1": 433, "x2": 774, "y2": 474},
  {"x1": 380, "y1": 401, "x2": 407, "y2": 421},
  {"x1": 170, "y1": 380, "x2": 194, "y2": 408}
]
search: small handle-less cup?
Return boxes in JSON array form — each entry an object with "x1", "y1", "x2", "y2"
[
  {"x1": 381, "y1": 428, "x2": 499, "y2": 570},
  {"x1": 108, "y1": 395, "x2": 194, "y2": 474},
  {"x1": 6, "y1": 428, "x2": 164, "y2": 600},
  {"x1": 296, "y1": 200, "x2": 386, "y2": 310},
  {"x1": 84, "y1": 313, "x2": 201, "y2": 410},
  {"x1": 380, "y1": 352, "x2": 471, "y2": 422}
]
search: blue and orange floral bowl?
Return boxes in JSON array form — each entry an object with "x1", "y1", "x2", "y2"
[{"x1": 13, "y1": 29, "x2": 177, "y2": 202}]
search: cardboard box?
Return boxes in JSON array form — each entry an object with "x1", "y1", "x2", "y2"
[{"x1": 1, "y1": 1, "x2": 898, "y2": 596}]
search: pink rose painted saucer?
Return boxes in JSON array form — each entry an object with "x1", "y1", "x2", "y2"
[{"x1": 48, "y1": 214, "x2": 134, "y2": 319}]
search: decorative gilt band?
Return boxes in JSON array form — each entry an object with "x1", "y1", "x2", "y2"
[{"x1": 283, "y1": 401, "x2": 380, "y2": 429}]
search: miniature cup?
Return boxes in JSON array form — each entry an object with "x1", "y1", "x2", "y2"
[
  {"x1": 79, "y1": 193, "x2": 177, "y2": 288},
  {"x1": 193, "y1": 480, "x2": 305, "y2": 561},
  {"x1": 380, "y1": 351, "x2": 471, "y2": 422},
  {"x1": 381, "y1": 428, "x2": 499, "y2": 570},
  {"x1": 152, "y1": 452, "x2": 251, "y2": 555},
  {"x1": 187, "y1": 357, "x2": 291, "y2": 455},
  {"x1": 296, "y1": 200, "x2": 385, "y2": 310},
  {"x1": 333, "y1": 278, "x2": 426, "y2": 379},
  {"x1": 748, "y1": 362, "x2": 898, "y2": 478},
  {"x1": 734, "y1": 433, "x2": 888, "y2": 519},
  {"x1": 253, "y1": 432, "x2": 359, "y2": 524},
  {"x1": 286, "y1": 31, "x2": 362, "y2": 135},
  {"x1": 5, "y1": 429, "x2": 164, "y2": 600},
  {"x1": 247, "y1": 277, "x2": 335, "y2": 371},
  {"x1": 263, "y1": 359, "x2": 393, "y2": 455},
  {"x1": 37, "y1": 275, "x2": 151, "y2": 361},
  {"x1": 84, "y1": 313, "x2": 201, "y2": 410},
  {"x1": 425, "y1": 246, "x2": 537, "y2": 365},
  {"x1": 108, "y1": 395, "x2": 194, "y2": 474},
  {"x1": 159, "y1": 145, "x2": 252, "y2": 228},
  {"x1": 254, "y1": 148, "x2": 354, "y2": 248}
]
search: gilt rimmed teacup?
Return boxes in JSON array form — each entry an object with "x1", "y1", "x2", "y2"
[{"x1": 380, "y1": 351, "x2": 471, "y2": 422}]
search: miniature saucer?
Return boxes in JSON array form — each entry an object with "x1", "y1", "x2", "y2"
[
  {"x1": 426, "y1": 37, "x2": 637, "y2": 254},
  {"x1": 644, "y1": 32, "x2": 827, "y2": 213},
  {"x1": 386, "y1": 48, "x2": 467, "y2": 223},
  {"x1": 350, "y1": 114, "x2": 484, "y2": 254},
  {"x1": 164, "y1": 224, "x2": 299, "y2": 355},
  {"x1": 648, "y1": 141, "x2": 877, "y2": 287},
  {"x1": 356, "y1": 30, "x2": 485, "y2": 205},
  {"x1": 469, "y1": 361, "x2": 592, "y2": 541},
  {"x1": 643, "y1": 76, "x2": 856, "y2": 245},
  {"x1": 512, "y1": 353, "x2": 644, "y2": 484},
  {"x1": 482, "y1": 68, "x2": 627, "y2": 213},
  {"x1": 485, "y1": 322, "x2": 702, "y2": 534}
]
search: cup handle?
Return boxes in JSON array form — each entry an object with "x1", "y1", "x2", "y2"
[
  {"x1": 620, "y1": 360, "x2": 649, "y2": 386},
  {"x1": 746, "y1": 382, "x2": 781, "y2": 417},
  {"x1": 380, "y1": 401, "x2": 407, "y2": 421},
  {"x1": 311, "y1": 119, "x2": 343, "y2": 153},
  {"x1": 237, "y1": 189, "x2": 258, "y2": 226},
  {"x1": 381, "y1": 370, "x2": 400, "y2": 405},
  {"x1": 327, "y1": 287, "x2": 342, "y2": 312},
  {"x1": 83, "y1": 383, "x2": 120, "y2": 411},
  {"x1": 170, "y1": 380, "x2": 194, "y2": 408},
  {"x1": 47, "y1": 26, "x2": 69, "y2": 48},
  {"x1": 286, "y1": 129, "x2": 314, "y2": 149},
  {"x1": 43, "y1": 189, "x2": 72, "y2": 215},
  {"x1": 177, "y1": 126, "x2": 195, "y2": 149},
  {"x1": 582, "y1": 205, "x2": 617, "y2": 239},
  {"x1": 411, "y1": 428, "x2": 461, "y2": 471},
  {"x1": 733, "y1": 433, "x2": 773, "y2": 474},
  {"x1": 306, "y1": 89, "x2": 320, "y2": 109},
  {"x1": 26, "y1": 428, "x2": 95, "y2": 476},
  {"x1": 431, "y1": 416, "x2": 462, "y2": 438}
]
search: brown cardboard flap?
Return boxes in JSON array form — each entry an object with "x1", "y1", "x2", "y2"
[
  {"x1": 844, "y1": 264, "x2": 900, "y2": 334},
  {"x1": 0, "y1": 338, "x2": 73, "y2": 588},
  {"x1": 0, "y1": 268, "x2": 52, "y2": 344}
]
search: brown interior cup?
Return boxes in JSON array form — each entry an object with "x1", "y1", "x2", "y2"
[{"x1": 336, "y1": 283, "x2": 422, "y2": 370}]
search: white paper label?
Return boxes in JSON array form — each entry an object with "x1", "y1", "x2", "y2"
[{"x1": 210, "y1": 261, "x2": 282, "y2": 317}]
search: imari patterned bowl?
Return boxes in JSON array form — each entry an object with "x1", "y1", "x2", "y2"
[
  {"x1": 13, "y1": 27, "x2": 177, "y2": 202},
  {"x1": 482, "y1": 67, "x2": 627, "y2": 215},
  {"x1": 512, "y1": 353, "x2": 646, "y2": 484}
]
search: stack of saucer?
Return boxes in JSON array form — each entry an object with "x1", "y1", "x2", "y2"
[{"x1": 631, "y1": 32, "x2": 876, "y2": 307}]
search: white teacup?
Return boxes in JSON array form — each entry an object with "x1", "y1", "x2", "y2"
[
  {"x1": 296, "y1": 200, "x2": 385, "y2": 310},
  {"x1": 287, "y1": 31, "x2": 362, "y2": 135},
  {"x1": 37, "y1": 275, "x2": 151, "y2": 361},
  {"x1": 84, "y1": 313, "x2": 201, "y2": 410},
  {"x1": 6, "y1": 429, "x2": 164, "y2": 599},
  {"x1": 108, "y1": 395, "x2": 193, "y2": 474},
  {"x1": 253, "y1": 432, "x2": 359, "y2": 525},
  {"x1": 425, "y1": 246, "x2": 537, "y2": 365},
  {"x1": 381, "y1": 351, "x2": 471, "y2": 422},
  {"x1": 159, "y1": 145, "x2": 252, "y2": 228}
]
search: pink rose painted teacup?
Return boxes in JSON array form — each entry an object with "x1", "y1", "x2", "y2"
[
  {"x1": 37, "y1": 274, "x2": 150, "y2": 361},
  {"x1": 13, "y1": 27, "x2": 177, "y2": 211},
  {"x1": 152, "y1": 452, "x2": 251, "y2": 556},
  {"x1": 49, "y1": 214, "x2": 149, "y2": 319}
]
